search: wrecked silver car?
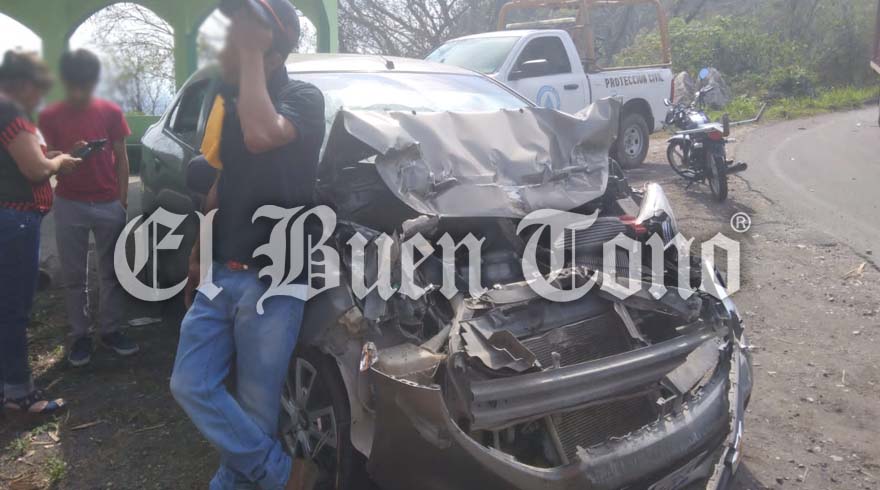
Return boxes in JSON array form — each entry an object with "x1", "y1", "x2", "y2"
[{"x1": 142, "y1": 55, "x2": 752, "y2": 490}]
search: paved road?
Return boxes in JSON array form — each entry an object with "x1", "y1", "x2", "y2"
[{"x1": 737, "y1": 107, "x2": 880, "y2": 262}]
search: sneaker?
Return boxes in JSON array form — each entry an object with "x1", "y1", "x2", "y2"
[
  {"x1": 68, "y1": 337, "x2": 93, "y2": 367},
  {"x1": 100, "y1": 331, "x2": 140, "y2": 356}
]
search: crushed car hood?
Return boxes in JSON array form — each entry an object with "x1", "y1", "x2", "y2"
[{"x1": 321, "y1": 98, "x2": 621, "y2": 218}]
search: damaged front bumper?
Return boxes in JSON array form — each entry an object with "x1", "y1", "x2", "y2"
[{"x1": 365, "y1": 326, "x2": 752, "y2": 490}]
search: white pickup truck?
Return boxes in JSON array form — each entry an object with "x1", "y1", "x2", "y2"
[{"x1": 427, "y1": 0, "x2": 674, "y2": 167}]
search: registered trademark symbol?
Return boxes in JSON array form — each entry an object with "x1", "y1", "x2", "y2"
[{"x1": 730, "y1": 212, "x2": 752, "y2": 233}]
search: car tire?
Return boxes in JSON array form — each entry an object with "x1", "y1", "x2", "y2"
[
  {"x1": 281, "y1": 347, "x2": 371, "y2": 490},
  {"x1": 615, "y1": 113, "x2": 650, "y2": 168}
]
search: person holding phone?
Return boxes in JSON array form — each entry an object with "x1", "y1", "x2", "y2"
[
  {"x1": 38, "y1": 49, "x2": 138, "y2": 367},
  {"x1": 1, "y1": 50, "x2": 79, "y2": 414}
]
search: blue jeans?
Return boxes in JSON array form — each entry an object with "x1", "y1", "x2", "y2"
[
  {"x1": 0, "y1": 208, "x2": 42, "y2": 399},
  {"x1": 170, "y1": 263, "x2": 304, "y2": 490}
]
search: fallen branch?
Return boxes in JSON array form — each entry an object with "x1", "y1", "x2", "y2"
[
  {"x1": 70, "y1": 420, "x2": 102, "y2": 431},
  {"x1": 842, "y1": 262, "x2": 866, "y2": 280},
  {"x1": 44, "y1": 377, "x2": 63, "y2": 392},
  {"x1": 132, "y1": 423, "x2": 167, "y2": 434}
]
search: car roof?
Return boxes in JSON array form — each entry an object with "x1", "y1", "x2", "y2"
[
  {"x1": 445, "y1": 29, "x2": 565, "y2": 41},
  {"x1": 283, "y1": 53, "x2": 481, "y2": 76}
]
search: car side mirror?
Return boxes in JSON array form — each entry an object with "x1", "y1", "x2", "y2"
[{"x1": 509, "y1": 58, "x2": 551, "y2": 81}]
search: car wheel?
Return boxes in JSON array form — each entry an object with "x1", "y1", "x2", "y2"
[
  {"x1": 281, "y1": 347, "x2": 368, "y2": 490},
  {"x1": 616, "y1": 113, "x2": 650, "y2": 168}
]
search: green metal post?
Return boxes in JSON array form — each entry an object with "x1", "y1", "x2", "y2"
[{"x1": 173, "y1": 22, "x2": 199, "y2": 89}]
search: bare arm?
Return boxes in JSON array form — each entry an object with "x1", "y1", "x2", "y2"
[
  {"x1": 237, "y1": 56, "x2": 298, "y2": 154},
  {"x1": 230, "y1": 14, "x2": 298, "y2": 154},
  {"x1": 7, "y1": 132, "x2": 80, "y2": 183},
  {"x1": 113, "y1": 139, "x2": 130, "y2": 208}
]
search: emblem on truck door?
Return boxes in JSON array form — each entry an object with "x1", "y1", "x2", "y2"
[{"x1": 536, "y1": 85, "x2": 561, "y2": 110}]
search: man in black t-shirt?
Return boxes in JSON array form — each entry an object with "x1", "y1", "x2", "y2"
[{"x1": 168, "y1": 1, "x2": 325, "y2": 489}]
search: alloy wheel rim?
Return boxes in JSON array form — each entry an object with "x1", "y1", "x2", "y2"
[{"x1": 280, "y1": 358, "x2": 339, "y2": 466}]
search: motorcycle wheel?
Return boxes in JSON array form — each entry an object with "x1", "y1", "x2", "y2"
[
  {"x1": 707, "y1": 153, "x2": 729, "y2": 202},
  {"x1": 666, "y1": 140, "x2": 697, "y2": 179},
  {"x1": 281, "y1": 347, "x2": 369, "y2": 490}
]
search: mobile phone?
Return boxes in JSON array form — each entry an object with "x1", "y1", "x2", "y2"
[{"x1": 71, "y1": 138, "x2": 109, "y2": 159}]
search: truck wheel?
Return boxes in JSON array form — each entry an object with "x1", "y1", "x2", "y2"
[{"x1": 616, "y1": 113, "x2": 650, "y2": 168}]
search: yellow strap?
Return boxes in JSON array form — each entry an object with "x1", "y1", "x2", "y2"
[{"x1": 201, "y1": 95, "x2": 225, "y2": 169}]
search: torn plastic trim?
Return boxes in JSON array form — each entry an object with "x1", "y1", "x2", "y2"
[
  {"x1": 467, "y1": 326, "x2": 719, "y2": 430},
  {"x1": 707, "y1": 333, "x2": 753, "y2": 489},
  {"x1": 573, "y1": 354, "x2": 735, "y2": 490},
  {"x1": 364, "y1": 345, "x2": 751, "y2": 490}
]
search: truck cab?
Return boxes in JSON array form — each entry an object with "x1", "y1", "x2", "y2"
[{"x1": 427, "y1": 0, "x2": 674, "y2": 168}]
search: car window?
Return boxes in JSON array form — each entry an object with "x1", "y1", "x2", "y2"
[
  {"x1": 513, "y1": 36, "x2": 571, "y2": 78},
  {"x1": 167, "y1": 79, "x2": 210, "y2": 148},
  {"x1": 426, "y1": 37, "x2": 519, "y2": 74}
]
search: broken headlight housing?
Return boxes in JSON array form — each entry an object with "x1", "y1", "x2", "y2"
[{"x1": 636, "y1": 183, "x2": 678, "y2": 242}]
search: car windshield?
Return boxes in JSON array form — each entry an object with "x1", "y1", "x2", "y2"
[
  {"x1": 295, "y1": 71, "x2": 528, "y2": 118},
  {"x1": 426, "y1": 37, "x2": 518, "y2": 74}
]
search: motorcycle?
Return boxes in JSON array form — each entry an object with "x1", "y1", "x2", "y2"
[{"x1": 665, "y1": 68, "x2": 748, "y2": 202}]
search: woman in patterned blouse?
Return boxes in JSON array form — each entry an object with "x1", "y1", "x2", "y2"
[{"x1": 0, "y1": 50, "x2": 80, "y2": 415}]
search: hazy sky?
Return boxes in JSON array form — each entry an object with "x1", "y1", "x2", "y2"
[
  {"x1": 1, "y1": 7, "x2": 314, "y2": 60},
  {"x1": 0, "y1": 14, "x2": 42, "y2": 54}
]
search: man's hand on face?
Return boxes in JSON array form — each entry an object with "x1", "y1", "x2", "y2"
[{"x1": 227, "y1": 10, "x2": 274, "y2": 56}]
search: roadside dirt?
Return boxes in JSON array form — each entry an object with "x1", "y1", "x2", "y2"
[
  {"x1": 0, "y1": 295, "x2": 214, "y2": 489},
  {"x1": 628, "y1": 129, "x2": 880, "y2": 490},
  {"x1": 1, "y1": 122, "x2": 878, "y2": 490}
]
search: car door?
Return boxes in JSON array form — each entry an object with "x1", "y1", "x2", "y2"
[
  {"x1": 504, "y1": 35, "x2": 586, "y2": 113},
  {"x1": 142, "y1": 77, "x2": 214, "y2": 197}
]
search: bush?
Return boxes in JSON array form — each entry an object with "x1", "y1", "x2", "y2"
[
  {"x1": 613, "y1": 7, "x2": 880, "y2": 102},
  {"x1": 615, "y1": 16, "x2": 805, "y2": 92},
  {"x1": 765, "y1": 66, "x2": 817, "y2": 99},
  {"x1": 708, "y1": 87, "x2": 879, "y2": 122}
]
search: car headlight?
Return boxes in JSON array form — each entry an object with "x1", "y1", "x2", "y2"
[{"x1": 636, "y1": 183, "x2": 678, "y2": 242}]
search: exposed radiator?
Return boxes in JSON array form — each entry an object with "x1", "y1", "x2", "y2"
[
  {"x1": 521, "y1": 311, "x2": 631, "y2": 368},
  {"x1": 555, "y1": 395, "x2": 659, "y2": 462},
  {"x1": 521, "y1": 311, "x2": 660, "y2": 462}
]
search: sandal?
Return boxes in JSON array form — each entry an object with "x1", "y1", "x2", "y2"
[{"x1": 3, "y1": 389, "x2": 66, "y2": 415}]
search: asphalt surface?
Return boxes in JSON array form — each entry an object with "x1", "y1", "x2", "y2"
[{"x1": 737, "y1": 106, "x2": 880, "y2": 263}]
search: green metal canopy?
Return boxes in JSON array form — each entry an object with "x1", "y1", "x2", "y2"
[{"x1": 2, "y1": 0, "x2": 338, "y2": 91}]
